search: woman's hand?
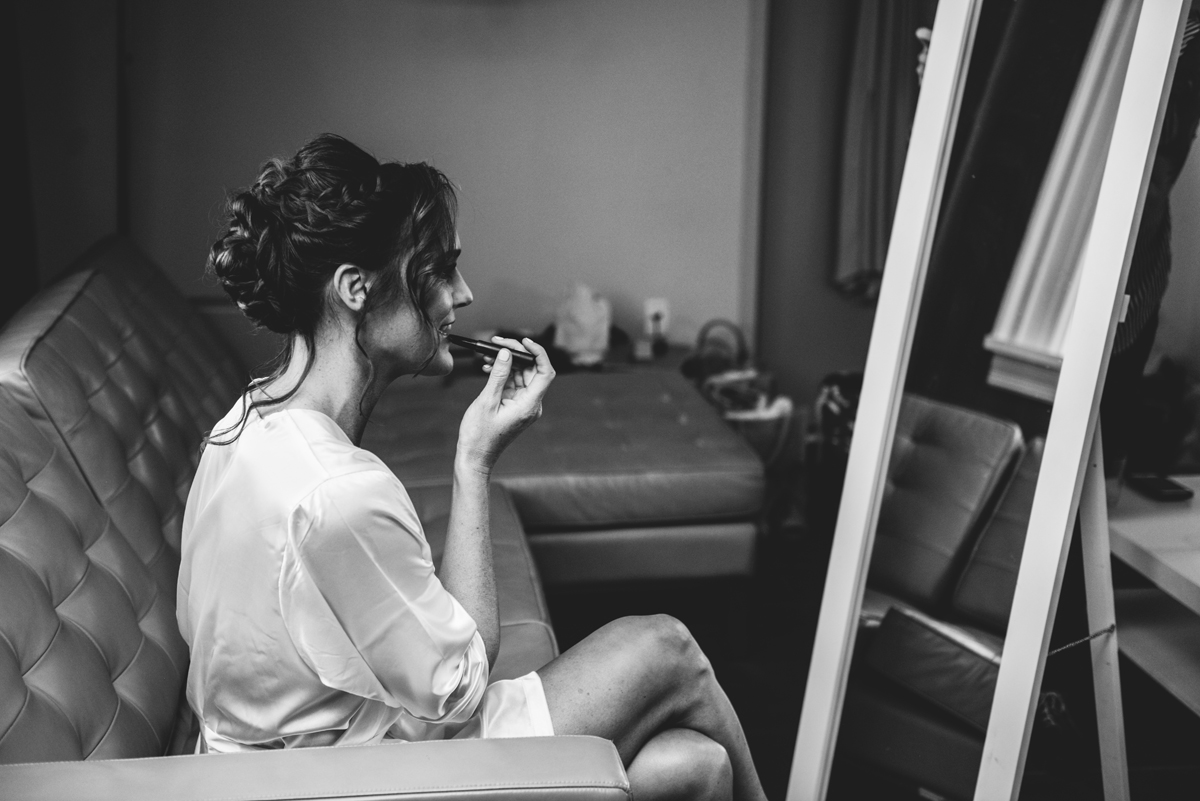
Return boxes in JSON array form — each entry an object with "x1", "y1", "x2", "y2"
[
  {"x1": 447, "y1": 336, "x2": 551, "y2": 666},
  {"x1": 456, "y1": 337, "x2": 555, "y2": 475}
]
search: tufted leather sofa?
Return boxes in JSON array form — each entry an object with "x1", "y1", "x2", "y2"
[
  {"x1": 0, "y1": 239, "x2": 628, "y2": 799},
  {"x1": 836, "y1": 395, "x2": 1046, "y2": 801}
]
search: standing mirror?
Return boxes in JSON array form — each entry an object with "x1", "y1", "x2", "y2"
[{"x1": 787, "y1": 1, "x2": 1191, "y2": 800}]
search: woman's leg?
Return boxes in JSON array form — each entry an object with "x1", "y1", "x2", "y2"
[
  {"x1": 537, "y1": 614, "x2": 765, "y2": 801},
  {"x1": 627, "y1": 728, "x2": 733, "y2": 801}
]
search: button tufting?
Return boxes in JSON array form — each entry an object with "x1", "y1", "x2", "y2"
[{"x1": 0, "y1": 242, "x2": 245, "y2": 763}]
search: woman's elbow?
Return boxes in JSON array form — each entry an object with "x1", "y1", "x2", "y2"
[{"x1": 402, "y1": 640, "x2": 489, "y2": 723}]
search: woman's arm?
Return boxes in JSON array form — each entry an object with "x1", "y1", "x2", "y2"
[
  {"x1": 441, "y1": 338, "x2": 554, "y2": 668},
  {"x1": 282, "y1": 470, "x2": 489, "y2": 722},
  {"x1": 440, "y1": 462, "x2": 499, "y2": 667}
]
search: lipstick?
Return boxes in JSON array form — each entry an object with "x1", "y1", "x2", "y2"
[{"x1": 445, "y1": 334, "x2": 537, "y2": 369}]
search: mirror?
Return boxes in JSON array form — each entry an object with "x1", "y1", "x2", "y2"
[{"x1": 789, "y1": 1, "x2": 1190, "y2": 799}]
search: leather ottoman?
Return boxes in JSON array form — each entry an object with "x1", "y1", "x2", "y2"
[{"x1": 363, "y1": 371, "x2": 766, "y2": 584}]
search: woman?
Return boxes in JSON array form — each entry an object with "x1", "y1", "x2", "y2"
[{"x1": 179, "y1": 134, "x2": 766, "y2": 801}]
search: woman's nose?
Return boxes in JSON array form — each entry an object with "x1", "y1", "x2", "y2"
[{"x1": 452, "y1": 270, "x2": 473, "y2": 309}]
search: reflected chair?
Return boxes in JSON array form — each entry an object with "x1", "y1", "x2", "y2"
[{"x1": 838, "y1": 395, "x2": 1043, "y2": 800}]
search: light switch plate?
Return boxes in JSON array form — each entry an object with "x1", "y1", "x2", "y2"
[{"x1": 644, "y1": 298, "x2": 670, "y2": 337}]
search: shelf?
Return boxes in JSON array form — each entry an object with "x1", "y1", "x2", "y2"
[{"x1": 1115, "y1": 586, "x2": 1200, "y2": 718}]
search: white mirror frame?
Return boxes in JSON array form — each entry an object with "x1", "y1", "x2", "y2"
[
  {"x1": 786, "y1": 1, "x2": 1190, "y2": 799},
  {"x1": 786, "y1": 1, "x2": 984, "y2": 798}
]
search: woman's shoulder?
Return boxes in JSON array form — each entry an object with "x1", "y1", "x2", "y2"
[
  {"x1": 272, "y1": 407, "x2": 396, "y2": 485},
  {"x1": 284, "y1": 420, "x2": 423, "y2": 548},
  {"x1": 201, "y1": 400, "x2": 402, "y2": 507}
]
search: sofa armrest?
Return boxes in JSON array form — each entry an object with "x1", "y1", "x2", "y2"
[{"x1": 0, "y1": 735, "x2": 630, "y2": 801}]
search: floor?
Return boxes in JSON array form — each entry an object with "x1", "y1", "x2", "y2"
[{"x1": 544, "y1": 466, "x2": 1200, "y2": 801}]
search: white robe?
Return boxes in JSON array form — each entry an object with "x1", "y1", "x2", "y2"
[{"x1": 178, "y1": 403, "x2": 553, "y2": 752}]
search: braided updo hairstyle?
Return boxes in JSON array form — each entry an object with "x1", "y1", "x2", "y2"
[{"x1": 206, "y1": 133, "x2": 459, "y2": 444}]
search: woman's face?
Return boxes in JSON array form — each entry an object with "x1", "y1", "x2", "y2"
[{"x1": 367, "y1": 242, "x2": 472, "y2": 379}]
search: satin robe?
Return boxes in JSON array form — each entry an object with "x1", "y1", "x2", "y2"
[{"x1": 178, "y1": 403, "x2": 553, "y2": 752}]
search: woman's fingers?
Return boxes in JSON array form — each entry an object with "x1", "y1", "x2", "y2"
[
  {"x1": 490, "y1": 336, "x2": 544, "y2": 391},
  {"x1": 517, "y1": 337, "x2": 553, "y2": 375},
  {"x1": 456, "y1": 338, "x2": 554, "y2": 474},
  {"x1": 481, "y1": 347, "x2": 513, "y2": 403},
  {"x1": 481, "y1": 361, "x2": 527, "y2": 392},
  {"x1": 479, "y1": 336, "x2": 552, "y2": 391},
  {"x1": 485, "y1": 337, "x2": 552, "y2": 408},
  {"x1": 490, "y1": 336, "x2": 552, "y2": 380},
  {"x1": 489, "y1": 336, "x2": 532, "y2": 365}
]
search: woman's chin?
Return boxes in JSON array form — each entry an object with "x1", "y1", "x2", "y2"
[{"x1": 422, "y1": 344, "x2": 455, "y2": 376}]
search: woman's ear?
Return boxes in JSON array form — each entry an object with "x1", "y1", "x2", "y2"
[{"x1": 331, "y1": 264, "x2": 369, "y2": 312}]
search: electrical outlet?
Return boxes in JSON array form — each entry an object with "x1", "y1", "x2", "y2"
[{"x1": 644, "y1": 298, "x2": 670, "y2": 338}]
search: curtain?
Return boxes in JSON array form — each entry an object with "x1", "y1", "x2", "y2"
[
  {"x1": 833, "y1": 0, "x2": 935, "y2": 301},
  {"x1": 1, "y1": 6, "x2": 39, "y2": 327}
]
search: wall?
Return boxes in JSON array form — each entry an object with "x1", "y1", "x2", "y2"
[
  {"x1": 756, "y1": 0, "x2": 876, "y2": 405},
  {"x1": 3, "y1": 7, "x2": 39, "y2": 325},
  {"x1": 1159, "y1": 144, "x2": 1200, "y2": 378},
  {"x1": 16, "y1": 0, "x2": 119, "y2": 285},
  {"x1": 125, "y1": 0, "x2": 765, "y2": 348}
]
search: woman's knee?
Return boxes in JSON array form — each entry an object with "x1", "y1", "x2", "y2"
[
  {"x1": 620, "y1": 614, "x2": 712, "y2": 683},
  {"x1": 688, "y1": 734, "x2": 733, "y2": 800},
  {"x1": 629, "y1": 729, "x2": 733, "y2": 801}
]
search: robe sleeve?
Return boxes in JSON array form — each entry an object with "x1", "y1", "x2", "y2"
[{"x1": 278, "y1": 469, "x2": 488, "y2": 724}]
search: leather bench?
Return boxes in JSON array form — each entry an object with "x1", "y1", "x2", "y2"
[
  {"x1": 0, "y1": 238, "x2": 627, "y2": 798},
  {"x1": 365, "y1": 370, "x2": 765, "y2": 584}
]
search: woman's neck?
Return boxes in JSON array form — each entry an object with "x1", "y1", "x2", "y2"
[{"x1": 260, "y1": 331, "x2": 384, "y2": 445}]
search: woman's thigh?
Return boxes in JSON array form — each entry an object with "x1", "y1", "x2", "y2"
[{"x1": 537, "y1": 614, "x2": 706, "y2": 764}]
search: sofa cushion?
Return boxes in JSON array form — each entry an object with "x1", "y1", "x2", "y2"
[
  {"x1": 865, "y1": 606, "x2": 1002, "y2": 735},
  {"x1": 86, "y1": 237, "x2": 246, "y2": 431},
  {"x1": 0, "y1": 272, "x2": 194, "y2": 594},
  {"x1": 0, "y1": 389, "x2": 188, "y2": 763},
  {"x1": 859, "y1": 586, "x2": 923, "y2": 629},
  {"x1": 408, "y1": 483, "x2": 558, "y2": 680},
  {"x1": 364, "y1": 371, "x2": 765, "y2": 531},
  {"x1": 839, "y1": 668, "x2": 985, "y2": 801},
  {"x1": 0, "y1": 240, "x2": 245, "y2": 579},
  {"x1": 529, "y1": 522, "x2": 757, "y2": 584},
  {"x1": 868, "y1": 394, "x2": 1023, "y2": 609},
  {"x1": 951, "y1": 439, "x2": 1045, "y2": 633}
]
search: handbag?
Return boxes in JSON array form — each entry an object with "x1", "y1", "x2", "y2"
[
  {"x1": 680, "y1": 319, "x2": 748, "y2": 383},
  {"x1": 682, "y1": 320, "x2": 794, "y2": 466}
]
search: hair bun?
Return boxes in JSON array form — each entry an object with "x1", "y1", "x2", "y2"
[
  {"x1": 207, "y1": 134, "x2": 458, "y2": 342},
  {"x1": 208, "y1": 184, "x2": 299, "y2": 334}
]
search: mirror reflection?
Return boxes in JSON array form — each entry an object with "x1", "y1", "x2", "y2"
[{"x1": 821, "y1": 1, "x2": 1154, "y2": 798}]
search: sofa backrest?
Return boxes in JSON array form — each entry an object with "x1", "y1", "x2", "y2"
[
  {"x1": 0, "y1": 240, "x2": 245, "y2": 763},
  {"x1": 0, "y1": 388, "x2": 189, "y2": 763},
  {"x1": 868, "y1": 394, "x2": 1024, "y2": 610},
  {"x1": 84, "y1": 238, "x2": 246, "y2": 430},
  {"x1": 0, "y1": 242, "x2": 245, "y2": 580},
  {"x1": 950, "y1": 438, "x2": 1046, "y2": 634}
]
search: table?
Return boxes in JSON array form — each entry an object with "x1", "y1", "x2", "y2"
[
  {"x1": 1109, "y1": 475, "x2": 1200, "y2": 614},
  {"x1": 1108, "y1": 475, "x2": 1200, "y2": 716}
]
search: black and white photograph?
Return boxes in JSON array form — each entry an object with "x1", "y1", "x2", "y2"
[{"x1": 3, "y1": 2, "x2": 1200, "y2": 800}]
